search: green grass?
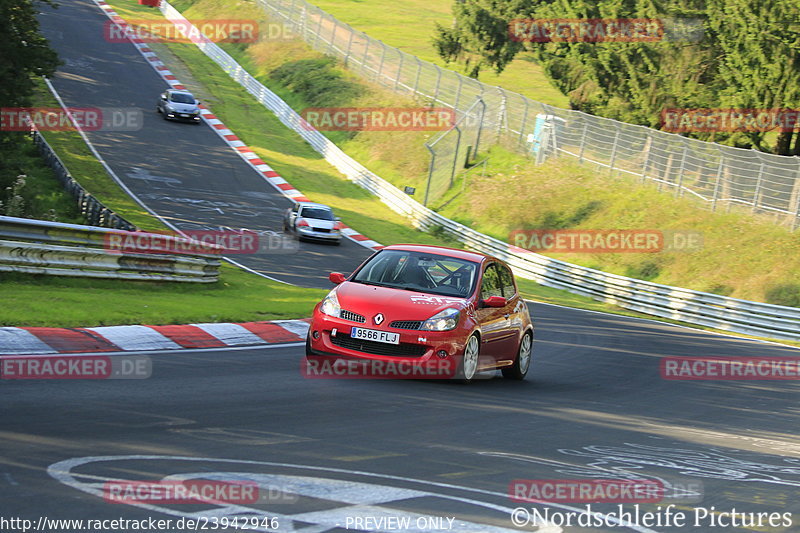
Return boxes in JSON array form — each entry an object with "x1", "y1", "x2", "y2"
[{"x1": 0, "y1": 264, "x2": 326, "y2": 327}]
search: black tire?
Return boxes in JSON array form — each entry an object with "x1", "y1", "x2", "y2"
[
  {"x1": 502, "y1": 331, "x2": 532, "y2": 380},
  {"x1": 456, "y1": 334, "x2": 480, "y2": 383}
]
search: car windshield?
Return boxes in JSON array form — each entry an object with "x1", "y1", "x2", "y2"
[
  {"x1": 352, "y1": 249, "x2": 478, "y2": 297},
  {"x1": 169, "y1": 93, "x2": 195, "y2": 104},
  {"x1": 300, "y1": 207, "x2": 334, "y2": 220}
]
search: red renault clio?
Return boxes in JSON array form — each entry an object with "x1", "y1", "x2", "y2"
[{"x1": 306, "y1": 244, "x2": 534, "y2": 382}]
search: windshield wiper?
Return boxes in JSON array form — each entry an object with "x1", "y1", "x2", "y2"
[{"x1": 352, "y1": 280, "x2": 393, "y2": 287}]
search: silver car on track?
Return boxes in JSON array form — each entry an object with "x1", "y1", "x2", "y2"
[
  {"x1": 156, "y1": 89, "x2": 201, "y2": 123},
  {"x1": 283, "y1": 202, "x2": 342, "y2": 244}
]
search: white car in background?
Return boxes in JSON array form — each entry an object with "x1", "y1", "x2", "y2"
[
  {"x1": 156, "y1": 89, "x2": 201, "y2": 123},
  {"x1": 283, "y1": 202, "x2": 342, "y2": 244}
]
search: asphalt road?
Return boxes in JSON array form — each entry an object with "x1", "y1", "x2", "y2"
[
  {"x1": 36, "y1": 0, "x2": 373, "y2": 288},
  {"x1": 7, "y1": 0, "x2": 798, "y2": 531}
]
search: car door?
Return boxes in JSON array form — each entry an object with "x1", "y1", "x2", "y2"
[
  {"x1": 475, "y1": 263, "x2": 511, "y2": 364},
  {"x1": 496, "y1": 263, "x2": 524, "y2": 362}
]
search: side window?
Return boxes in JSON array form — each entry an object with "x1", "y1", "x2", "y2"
[
  {"x1": 480, "y1": 264, "x2": 503, "y2": 300},
  {"x1": 498, "y1": 265, "x2": 516, "y2": 298}
]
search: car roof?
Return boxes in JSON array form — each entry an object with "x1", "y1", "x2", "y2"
[
  {"x1": 167, "y1": 89, "x2": 195, "y2": 96},
  {"x1": 297, "y1": 202, "x2": 332, "y2": 210},
  {"x1": 380, "y1": 244, "x2": 494, "y2": 264}
]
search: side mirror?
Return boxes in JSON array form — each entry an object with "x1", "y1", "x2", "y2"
[
  {"x1": 195, "y1": 100, "x2": 201, "y2": 105},
  {"x1": 334, "y1": 216, "x2": 341, "y2": 221},
  {"x1": 160, "y1": 95, "x2": 167, "y2": 100},
  {"x1": 329, "y1": 272, "x2": 346, "y2": 284},
  {"x1": 482, "y1": 295, "x2": 506, "y2": 308}
]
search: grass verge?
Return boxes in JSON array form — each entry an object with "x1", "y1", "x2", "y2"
[{"x1": 0, "y1": 263, "x2": 326, "y2": 327}]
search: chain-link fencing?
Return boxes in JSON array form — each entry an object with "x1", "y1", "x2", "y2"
[{"x1": 256, "y1": 0, "x2": 800, "y2": 228}]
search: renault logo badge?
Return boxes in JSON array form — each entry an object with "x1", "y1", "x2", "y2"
[{"x1": 373, "y1": 313, "x2": 384, "y2": 325}]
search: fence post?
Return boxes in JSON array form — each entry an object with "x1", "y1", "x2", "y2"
[
  {"x1": 675, "y1": 144, "x2": 688, "y2": 197},
  {"x1": 313, "y1": 8, "x2": 324, "y2": 49},
  {"x1": 711, "y1": 156, "x2": 724, "y2": 211},
  {"x1": 608, "y1": 123, "x2": 620, "y2": 175},
  {"x1": 450, "y1": 126, "x2": 462, "y2": 188},
  {"x1": 453, "y1": 75, "x2": 463, "y2": 112},
  {"x1": 424, "y1": 144, "x2": 436, "y2": 207},
  {"x1": 328, "y1": 18, "x2": 338, "y2": 55},
  {"x1": 495, "y1": 88, "x2": 507, "y2": 144},
  {"x1": 641, "y1": 135, "x2": 652, "y2": 182},
  {"x1": 394, "y1": 50, "x2": 404, "y2": 91},
  {"x1": 432, "y1": 65, "x2": 442, "y2": 106},
  {"x1": 789, "y1": 161, "x2": 800, "y2": 229},
  {"x1": 360, "y1": 36, "x2": 371, "y2": 76},
  {"x1": 793, "y1": 192, "x2": 800, "y2": 231},
  {"x1": 578, "y1": 120, "x2": 589, "y2": 163},
  {"x1": 660, "y1": 153, "x2": 674, "y2": 192},
  {"x1": 343, "y1": 28, "x2": 354, "y2": 66},
  {"x1": 752, "y1": 160, "x2": 765, "y2": 213},
  {"x1": 517, "y1": 99, "x2": 530, "y2": 149},
  {"x1": 474, "y1": 98, "x2": 485, "y2": 156},
  {"x1": 376, "y1": 41, "x2": 387, "y2": 84},
  {"x1": 412, "y1": 57, "x2": 422, "y2": 97}
]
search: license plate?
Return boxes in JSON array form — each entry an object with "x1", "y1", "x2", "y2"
[
  {"x1": 180, "y1": 113, "x2": 190, "y2": 117},
  {"x1": 351, "y1": 327, "x2": 399, "y2": 344}
]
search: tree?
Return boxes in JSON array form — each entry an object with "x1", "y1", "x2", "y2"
[
  {"x1": 706, "y1": 0, "x2": 800, "y2": 155},
  {"x1": 0, "y1": 0, "x2": 60, "y2": 177},
  {"x1": 0, "y1": 0, "x2": 60, "y2": 109}
]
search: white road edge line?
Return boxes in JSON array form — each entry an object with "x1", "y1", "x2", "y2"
[{"x1": 527, "y1": 299, "x2": 800, "y2": 351}]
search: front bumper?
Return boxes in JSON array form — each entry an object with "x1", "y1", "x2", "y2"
[
  {"x1": 307, "y1": 313, "x2": 464, "y2": 377},
  {"x1": 297, "y1": 227, "x2": 342, "y2": 241},
  {"x1": 165, "y1": 111, "x2": 201, "y2": 122}
]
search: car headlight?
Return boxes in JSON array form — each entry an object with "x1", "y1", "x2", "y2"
[
  {"x1": 319, "y1": 290, "x2": 341, "y2": 318},
  {"x1": 420, "y1": 308, "x2": 460, "y2": 331}
]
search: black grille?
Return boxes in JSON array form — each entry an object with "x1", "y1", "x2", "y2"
[
  {"x1": 330, "y1": 333, "x2": 426, "y2": 357},
  {"x1": 390, "y1": 320, "x2": 423, "y2": 330},
  {"x1": 340, "y1": 309, "x2": 365, "y2": 323},
  {"x1": 312, "y1": 227, "x2": 331, "y2": 233}
]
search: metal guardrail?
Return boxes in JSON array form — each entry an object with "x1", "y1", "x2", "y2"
[
  {"x1": 31, "y1": 130, "x2": 137, "y2": 231},
  {"x1": 256, "y1": 0, "x2": 800, "y2": 229},
  {"x1": 0, "y1": 216, "x2": 220, "y2": 282},
  {"x1": 157, "y1": 3, "x2": 800, "y2": 340}
]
